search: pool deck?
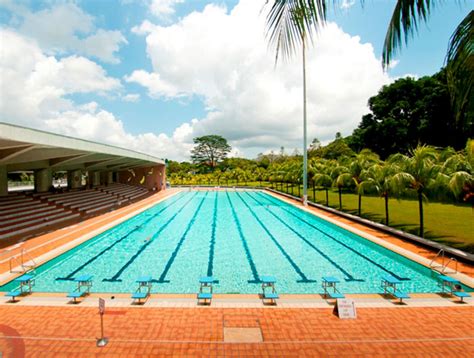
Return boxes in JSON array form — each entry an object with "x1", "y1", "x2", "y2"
[
  {"x1": 1, "y1": 305, "x2": 473, "y2": 356},
  {"x1": 0, "y1": 188, "x2": 473, "y2": 356}
]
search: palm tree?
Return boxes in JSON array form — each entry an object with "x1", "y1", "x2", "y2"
[
  {"x1": 390, "y1": 145, "x2": 440, "y2": 237},
  {"x1": 359, "y1": 162, "x2": 398, "y2": 225},
  {"x1": 266, "y1": 2, "x2": 325, "y2": 206},
  {"x1": 345, "y1": 150, "x2": 380, "y2": 216},
  {"x1": 438, "y1": 143, "x2": 473, "y2": 206},
  {"x1": 255, "y1": 167, "x2": 267, "y2": 187},
  {"x1": 331, "y1": 164, "x2": 351, "y2": 210},
  {"x1": 312, "y1": 160, "x2": 333, "y2": 206},
  {"x1": 286, "y1": 160, "x2": 303, "y2": 196}
]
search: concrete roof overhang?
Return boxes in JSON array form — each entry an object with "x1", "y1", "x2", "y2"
[{"x1": 0, "y1": 122, "x2": 165, "y2": 172}]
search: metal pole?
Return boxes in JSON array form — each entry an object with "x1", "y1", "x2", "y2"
[
  {"x1": 96, "y1": 298, "x2": 108, "y2": 347},
  {"x1": 302, "y1": 32, "x2": 308, "y2": 206}
]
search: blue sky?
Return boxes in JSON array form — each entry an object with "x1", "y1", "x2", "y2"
[{"x1": 0, "y1": 0, "x2": 471, "y2": 160}]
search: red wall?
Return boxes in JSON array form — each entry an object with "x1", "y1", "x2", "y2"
[{"x1": 117, "y1": 165, "x2": 166, "y2": 191}]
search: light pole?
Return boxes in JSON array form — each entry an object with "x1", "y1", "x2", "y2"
[{"x1": 302, "y1": 27, "x2": 308, "y2": 206}]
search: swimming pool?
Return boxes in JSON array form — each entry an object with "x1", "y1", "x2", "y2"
[{"x1": 1, "y1": 190, "x2": 467, "y2": 294}]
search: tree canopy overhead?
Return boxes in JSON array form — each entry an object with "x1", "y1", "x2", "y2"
[{"x1": 190, "y1": 135, "x2": 232, "y2": 169}]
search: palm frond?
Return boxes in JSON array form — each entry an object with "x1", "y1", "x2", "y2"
[
  {"x1": 445, "y1": 11, "x2": 474, "y2": 127},
  {"x1": 449, "y1": 171, "x2": 473, "y2": 197},
  {"x1": 265, "y1": 0, "x2": 328, "y2": 63},
  {"x1": 382, "y1": 0, "x2": 433, "y2": 68}
]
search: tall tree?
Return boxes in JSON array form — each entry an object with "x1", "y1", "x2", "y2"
[
  {"x1": 331, "y1": 164, "x2": 351, "y2": 210},
  {"x1": 266, "y1": 1, "x2": 324, "y2": 206},
  {"x1": 445, "y1": 11, "x2": 473, "y2": 135},
  {"x1": 312, "y1": 159, "x2": 334, "y2": 206},
  {"x1": 390, "y1": 145, "x2": 440, "y2": 237},
  {"x1": 190, "y1": 135, "x2": 231, "y2": 170},
  {"x1": 349, "y1": 73, "x2": 466, "y2": 158},
  {"x1": 347, "y1": 150, "x2": 380, "y2": 216},
  {"x1": 359, "y1": 162, "x2": 398, "y2": 225}
]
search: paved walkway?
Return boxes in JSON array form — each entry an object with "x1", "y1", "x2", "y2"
[{"x1": 0, "y1": 306, "x2": 473, "y2": 356}]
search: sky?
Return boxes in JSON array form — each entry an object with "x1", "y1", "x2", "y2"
[{"x1": 0, "y1": 0, "x2": 471, "y2": 161}]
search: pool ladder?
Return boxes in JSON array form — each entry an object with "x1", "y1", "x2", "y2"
[
  {"x1": 9, "y1": 249, "x2": 37, "y2": 274},
  {"x1": 429, "y1": 249, "x2": 458, "y2": 274}
]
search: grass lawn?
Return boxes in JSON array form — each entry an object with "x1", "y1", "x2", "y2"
[{"x1": 171, "y1": 180, "x2": 473, "y2": 253}]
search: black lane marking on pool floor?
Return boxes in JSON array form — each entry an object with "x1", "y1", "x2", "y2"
[
  {"x1": 257, "y1": 192, "x2": 410, "y2": 281},
  {"x1": 245, "y1": 192, "x2": 362, "y2": 282},
  {"x1": 102, "y1": 192, "x2": 199, "y2": 282},
  {"x1": 235, "y1": 192, "x2": 315, "y2": 283},
  {"x1": 56, "y1": 192, "x2": 187, "y2": 281},
  {"x1": 226, "y1": 192, "x2": 261, "y2": 284},
  {"x1": 155, "y1": 192, "x2": 209, "y2": 283},
  {"x1": 206, "y1": 192, "x2": 218, "y2": 278}
]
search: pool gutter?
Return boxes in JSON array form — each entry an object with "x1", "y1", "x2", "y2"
[
  {"x1": 264, "y1": 189, "x2": 474, "y2": 289},
  {"x1": 265, "y1": 188, "x2": 474, "y2": 264}
]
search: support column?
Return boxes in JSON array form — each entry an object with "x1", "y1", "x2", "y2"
[
  {"x1": 67, "y1": 170, "x2": 82, "y2": 189},
  {"x1": 107, "y1": 171, "x2": 114, "y2": 185},
  {"x1": 34, "y1": 168, "x2": 52, "y2": 193},
  {"x1": 90, "y1": 171, "x2": 101, "y2": 187},
  {"x1": 0, "y1": 165, "x2": 7, "y2": 196},
  {"x1": 150, "y1": 165, "x2": 166, "y2": 191},
  {"x1": 159, "y1": 165, "x2": 166, "y2": 191}
]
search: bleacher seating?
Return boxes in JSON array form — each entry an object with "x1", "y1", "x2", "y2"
[
  {"x1": 101, "y1": 183, "x2": 149, "y2": 202},
  {"x1": 0, "y1": 194, "x2": 79, "y2": 241},
  {"x1": 0, "y1": 184, "x2": 151, "y2": 242}
]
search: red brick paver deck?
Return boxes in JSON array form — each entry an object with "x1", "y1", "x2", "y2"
[{"x1": 0, "y1": 306, "x2": 473, "y2": 356}]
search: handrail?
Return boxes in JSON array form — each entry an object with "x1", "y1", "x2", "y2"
[
  {"x1": 430, "y1": 249, "x2": 458, "y2": 274},
  {"x1": 9, "y1": 255, "x2": 24, "y2": 273},
  {"x1": 442, "y1": 257, "x2": 458, "y2": 274},
  {"x1": 21, "y1": 249, "x2": 37, "y2": 270},
  {"x1": 429, "y1": 249, "x2": 445, "y2": 270}
]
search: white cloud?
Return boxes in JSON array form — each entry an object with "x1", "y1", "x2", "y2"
[
  {"x1": 388, "y1": 59, "x2": 400, "y2": 69},
  {"x1": 131, "y1": 20, "x2": 158, "y2": 35},
  {"x1": 128, "y1": 0, "x2": 393, "y2": 157},
  {"x1": 0, "y1": 29, "x2": 120, "y2": 125},
  {"x1": 1, "y1": 0, "x2": 398, "y2": 161},
  {"x1": 149, "y1": 0, "x2": 184, "y2": 18},
  {"x1": 122, "y1": 93, "x2": 141, "y2": 102},
  {"x1": 0, "y1": 29, "x2": 190, "y2": 160},
  {"x1": 340, "y1": 0, "x2": 356, "y2": 10},
  {"x1": 2, "y1": 3, "x2": 127, "y2": 63},
  {"x1": 124, "y1": 70, "x2": 182, "y2": 98}
]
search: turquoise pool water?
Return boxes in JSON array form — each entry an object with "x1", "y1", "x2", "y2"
[{"x1": 1, "y1": 191, "x2": 464, "y2": 294}]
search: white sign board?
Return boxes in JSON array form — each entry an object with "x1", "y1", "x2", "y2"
[
  {"x1": 334, "y1": 299, "x2": 357, "y2": 319},
  {"x1": 99, "y1": 298, "x2": 105, "y2": 315}
]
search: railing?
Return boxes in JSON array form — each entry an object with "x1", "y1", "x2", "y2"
[
  {"x1": 8, "y1": 249, "x2": 37, "y2": 274},
  {"x1": 442, "y1": 257, "x2": 458, "y2": 274},
  {"x1": 21, "y1": 249, "x2": 37, "y2": 271},
  {"x1": 9, "y1": 255, "x2": 23, "y2": 273},
  {"x1": 429, "y1": 249, "x2": 458, "y2": 274}
]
